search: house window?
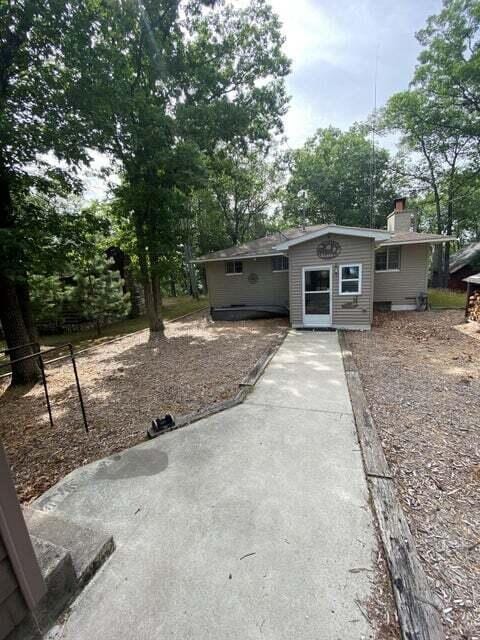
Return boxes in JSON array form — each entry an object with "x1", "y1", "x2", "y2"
[
  {"x1": 272, "y1": 255, "x2": 289, "y2": 272},
  {"x1": 375, "y1": 247, "x2": 401, "y2": 272},
  {"x1": 339, "y1": 264, "x2": 362, "y2": 295},
  {"x1": 225, "y1": 260, "x2": 243, "y2": 275}
]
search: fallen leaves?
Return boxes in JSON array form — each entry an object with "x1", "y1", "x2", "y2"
[
  {"x1": 0, "y1": 312, "x2": 287, "y2": 504},
  {"x1": 348, "y1": 310, "x2": 480, "y2": 640}
]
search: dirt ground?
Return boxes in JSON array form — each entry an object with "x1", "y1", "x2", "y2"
[
  {"x1": 0, "y1": 312, "x2": 287, "y2": 504},
  {"x1": 346, "y1": 311, "x2": 480, "y2": 640}
]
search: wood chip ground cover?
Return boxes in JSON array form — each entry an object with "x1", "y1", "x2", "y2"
[
  {"x1": 346, "y1": 311, "x2": 480, "y2": 639},
  {"x1": 0, "y1": 312, "x2": 287, "y2": 503}
]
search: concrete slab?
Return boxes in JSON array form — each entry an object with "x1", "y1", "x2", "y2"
[
  {"x1": 25, "y1": 507, "x2": 114, "y2": 586},
  {"x1": 43, "y1": 331, "x2": 377, "y2": 640},
  {"x1": 245, "y1": 331, "x2": 352, "y2": 413}
]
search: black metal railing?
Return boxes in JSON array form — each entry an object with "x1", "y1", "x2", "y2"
[{"x1": 0, "y1": 342, "x2": 89, "y2": 433}]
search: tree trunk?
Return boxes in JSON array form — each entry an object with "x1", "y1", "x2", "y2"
[
  {"x1": 16, "y1": 277, "x2": 39, "y2": 347},
  {"x1": 0, "y1": 273, "x2": 40, "y2": 385},
  {"x1": 430, "y1": 186, "x2": 444, "y2": 289},
  {"x1": 169, "y1": 277, "x2": 176, "y2": 298},
  {"x1": 150, "y1": 265, "x2": 165, "y2": 339},
  {"x1": 143, "y1": 277, "x2": 164, "y2": 338},
  {"x1": 431, "y1": 245, "x2": 442, "y2": 289},
  {"x1": 134, "y1": 215, "x2": 164, "y2": 339},
  {"x1": 0, "y1": 168, "x2": 40, "y2": 384},
  {"x1": 184, "y1": 244, "x2": 199, "y2": 300},
  {"x1": 441, "y1": 195, "x2": 454, "y2": 289}
]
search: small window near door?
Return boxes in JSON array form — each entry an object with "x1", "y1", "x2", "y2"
[
  {"x1": 272, "y1": 255, "x2": 289, "y2": 272},
  {"x1": 339, "y1": 264, "x2": 361, "y2": 295},
  {"x1": 375, "y1": 247, "x2": 400, "y2": 271},
  {"x1": 225, "y1": 260, "x2": 243, "y2": 275}
]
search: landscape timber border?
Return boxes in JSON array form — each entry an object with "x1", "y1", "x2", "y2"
[{"x1": 338, "y1": 331, "x2": 445, "y2": 640}]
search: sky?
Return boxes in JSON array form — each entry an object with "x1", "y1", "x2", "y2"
[
  {"x1": 85, "y1": 0, "x2": 442, "y2": 200},
  {"x1": 272, "y1": 0, "x2": 442, "y2": 148}
]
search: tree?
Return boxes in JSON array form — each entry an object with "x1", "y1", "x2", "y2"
[
  {"x1": 70, "y1": 256, "x2": 131, "y2": 337},
  {"x1": 414, "y1": 0, "x2": 480, "y2": 136},
  {"x1": 29, "y1": 275, "x2": 69, "y2": 332},
  {"x1": 282, "y1": 126, "x2": 396, "y2": 228},
  {"x1": 383, "y1": 90, "x2": 477, "y2": 286},
  {"x1": 207, "y1": 146, "x2": 283, "y2": 246},
  {"x1": 0, "y1": 1, "x2": 102, "y2": 384},
  {"x1": 91, "y1": 0, "x2": 289, "y2": 339}
]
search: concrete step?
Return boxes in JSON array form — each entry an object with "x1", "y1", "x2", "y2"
[
  {"x1": 30, "y1": 536, "x2": 77, "y2": 627},
  {"x1": 12, "y1": 509, "x2": 115, "y2": 637},
  {"x1": 24, "y1": 508, "x2": 115, "y2": 587}
]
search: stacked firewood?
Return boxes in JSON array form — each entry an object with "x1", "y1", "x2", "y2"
[{"x1": 466, "y1": 290, "x2": 480, "y2": 321}]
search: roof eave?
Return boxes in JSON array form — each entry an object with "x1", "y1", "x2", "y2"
[
  {"x1": 379, "y1": 236, "x2": 457, "y2": 247},
  {"x1": 273, "y1": 225, "x2": 391, "y2": 250},
  {"x1": 193, "y1": 250, "x2": 285, "y2": 263}
]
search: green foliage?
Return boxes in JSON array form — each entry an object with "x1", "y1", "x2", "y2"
[
  {"x1": 93, "y1": 0, "x2": 290, "y2": 331},
  {"x1": 414, "y1": 0, "x2": 480, "y2": 135},
  {"x1": 206, "y1": 146, "x2": 283, "y2": 246},
  {"x1": 283, "y1": 126, "x2": 396, "y2": 228},
  {"x1": 428, "y1": 288, "x2": 465, "y2": 308},
  {"x1": 70, "y1": 255, "x2": 131, "y2": 335},
  {"x1": 29, "y1": 275, "x2": 70, "y2": 328}
]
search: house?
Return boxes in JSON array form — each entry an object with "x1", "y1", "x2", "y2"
[
  {"x1": 449, "y1": 241, "x2": 480, "y2": 290},
  {"x1": 196, "y1": 198, "x2": 456, "y2": 330}
]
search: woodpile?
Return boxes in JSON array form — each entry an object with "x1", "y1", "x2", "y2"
[{"x1": 466, "y1": 289, "x2": 480, "y2": 321}]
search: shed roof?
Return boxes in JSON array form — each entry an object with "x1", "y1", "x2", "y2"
[
  {"x1": 463, "y1": 273, "x2": 480, "y2": 285},
  {"x1": 450, "y1": 241, "x2": 480, "y2": 274}
]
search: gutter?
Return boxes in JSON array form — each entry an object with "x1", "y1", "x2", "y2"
[{"x1": 193, "y1": 251, "x2": 286, "y2": 264}]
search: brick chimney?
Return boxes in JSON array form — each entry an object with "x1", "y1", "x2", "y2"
[{"x1": 387, "y1": 197, "x2": 417, "y2": 233}]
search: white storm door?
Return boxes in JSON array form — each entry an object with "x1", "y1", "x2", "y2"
[{"x1": 302, "y1": 266, "x2": 332, "y2": 327}]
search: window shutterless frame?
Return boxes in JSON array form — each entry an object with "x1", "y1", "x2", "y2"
[
  {"x1": 339, "y1": 263, "x2": 362, "y2": 295},
  {"x1": 375, "y1": 246, "x2": 401, "y2": 272},
  {"x1": 272, "y1": 255, "x2": 289, "y2": 272},
  {"x1": 225, "y1": 260, "x2": 243, "y2": 275}
]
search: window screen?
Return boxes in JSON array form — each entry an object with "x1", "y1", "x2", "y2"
[
  {"x1": 225, "y1": 261, "x2": 243, "y2": 274},
  {"x1": 375, "y1": 247, "x2": 401, "y2": 271},
  {"x1": 272, "y1": 255, "x2": 289, "y2": 271}
]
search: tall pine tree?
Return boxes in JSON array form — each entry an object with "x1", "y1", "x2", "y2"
[{"x1": 71, "y1": 256, "x2": 130, "y2": 337}]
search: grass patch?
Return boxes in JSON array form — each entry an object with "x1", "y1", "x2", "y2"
[
  {"x1": 428, "y1": 288, "x2": 465, "y2": 309},
  {"x1": 1, "y1": 295, "x2": 208, "y2": 362}
]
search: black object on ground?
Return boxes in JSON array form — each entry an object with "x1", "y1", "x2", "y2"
[{"x1": 147, "y1": 414, "x2": 175, "y2": 439}]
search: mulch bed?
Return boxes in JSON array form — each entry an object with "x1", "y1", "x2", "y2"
[
  {"x1": 346, "y1": 311, "x2": 480, "y2": 640},
  {"x1": 0, "y1": 312, "x2": 287, "y2": 503}
]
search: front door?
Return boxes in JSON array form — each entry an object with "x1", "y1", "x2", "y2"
[{"x1": 302, "y1": 266, "x2": 332, "y2": 327}]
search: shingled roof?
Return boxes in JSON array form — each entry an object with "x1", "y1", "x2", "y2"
[
  {"x1": 195, "y1": 225, "x2": 455, "y2": 262},
  {"x1": 195, "y1": 225, "x2": 328, "y2": 261},
  {"x1": 379, "y1": 231, "x2": 456, "y2": 246},
  {"x1": 450, "y1": 241, "x2": 480, "y2": 274}
]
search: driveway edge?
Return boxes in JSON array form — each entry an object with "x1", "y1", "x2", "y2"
[
  {"x1": 338, "y1": 331, "x2": 445, "y2": 640},
  {"x1": 147, "y1": 328, "x2": 289, "y2": 440}
]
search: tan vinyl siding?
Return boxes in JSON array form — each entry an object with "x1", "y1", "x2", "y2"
[
  {"x1": 374, "y1": 244, "x2": 429, "y2": 306},
  {"x1": 0, "y1": 443, "x2": 45, "y2": 640},
  {"x1": 0, "y1": 535, "x2": 28, "y2": 640},
  {"x1": 205, "y1": 257, "x2": 289, "y2": 308},
  {"x1": 288, "y1": 234, "x2": 374, "y2": 328}
]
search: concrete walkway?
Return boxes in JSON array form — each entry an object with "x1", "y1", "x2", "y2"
[{"x1": 43, "y1": 331, "x2": 377, "y2": 640}]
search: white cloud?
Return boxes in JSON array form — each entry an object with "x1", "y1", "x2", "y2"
[
  {"x1": 268, "y1": 0, "x2": 348, "y2": 70},
  {"x1": 283, "y1": 100, "x2": 331, "y2": 149}
]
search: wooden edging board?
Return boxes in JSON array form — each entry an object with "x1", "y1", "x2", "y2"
[
  {"x1": 147, "y1": 330, "x2": 288, "y2": 440},
  {"x1": 338, "y1": 331, "x2": 445, "y2": 640}
]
